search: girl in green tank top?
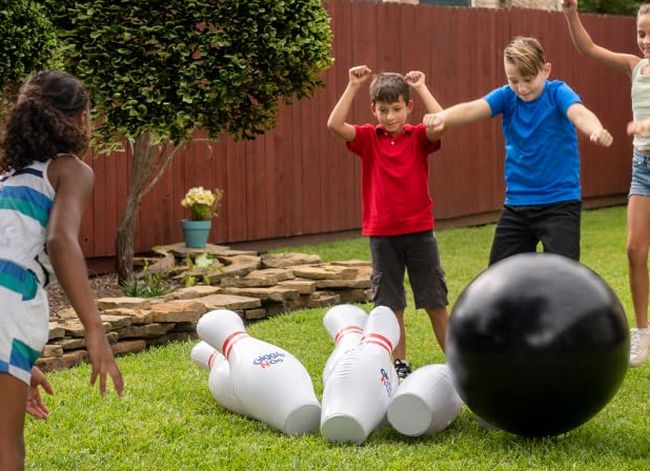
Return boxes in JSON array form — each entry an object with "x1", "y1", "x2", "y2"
[{"x1": 563, "y1": 0, "x2": 650, "y2": 368}]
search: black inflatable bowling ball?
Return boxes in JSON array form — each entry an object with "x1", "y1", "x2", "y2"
[{"x1": 448, "y1": 253, "x2": 629, "y2": 437}]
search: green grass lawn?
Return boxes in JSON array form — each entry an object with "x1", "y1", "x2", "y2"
[{"x1": 26, "y1": 206, "x2": 650, "y2": 470}]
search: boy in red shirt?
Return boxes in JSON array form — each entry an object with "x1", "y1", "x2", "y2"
[{"x1": 327, "y1": 65, "x2": 447, "y2": 380}]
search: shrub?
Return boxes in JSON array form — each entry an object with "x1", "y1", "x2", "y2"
[
  {"x1": 579, "y1": 0, "x2": 643, "y2": 15},
  {"x1": 41, "y1": 0, "x2": 333, "y2": 144},
  {"x1": 0, "y1": 0, "x2": 60, "y2": 105}
]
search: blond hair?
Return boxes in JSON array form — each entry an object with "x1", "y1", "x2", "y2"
[
  {"x1": 639, "y1": 3, "x2": 650, "y2": 16},
  {"x1": 369, "y1": 72, "x2": 410, "y2": 104},
  {"x1": 504, "y1": 37, "x2": 547, "y2": 78}
]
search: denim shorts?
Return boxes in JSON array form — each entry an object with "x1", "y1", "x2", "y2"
[{"x1": 629, "y1": 150, "x2": 650, "y2": 197}]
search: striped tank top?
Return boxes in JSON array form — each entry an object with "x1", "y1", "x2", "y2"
[{"x1": 0, "y1": 160, "x2": 56, "y2": 300}]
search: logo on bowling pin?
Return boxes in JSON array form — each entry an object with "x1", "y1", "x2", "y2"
[
  {"x1": 379, "y1": 368, "x2": 393, "y2": 395},
  {"x1": 253, "y1": 351, "x2": 286, "y2": 369}
]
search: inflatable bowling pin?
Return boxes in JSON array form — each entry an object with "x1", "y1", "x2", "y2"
[
  {"x1": 322, "y1": 304, "x2": 368, "y2": 384},
  {"x1": 387, "y1": 364, "x2": 463, "y2": 437},
  {"x1": 197, "y1": 309, "x2": 321, "y2": 435},
  {"x1": 191, "y1": 341, "x2": 244, "y2": 415},
  {"x1": 320, "y1": 306, "x2": 400, "y2": 444}
]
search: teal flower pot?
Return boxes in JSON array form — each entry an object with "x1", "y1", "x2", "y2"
[{"x1": 181, "y1": 219, "x2": 212, "y2": 248}]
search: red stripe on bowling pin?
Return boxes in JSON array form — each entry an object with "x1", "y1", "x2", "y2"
[
  {"x1": 362, "y1": 333, "x2": 393, "y2": 354},
  {"x1": 208, "y1": 351, "x2": 217, "y2": 369},
  {"x1": 222, "y1": 330, "x2": 250, "y2": 359},
  {"x1": 362, "y1": 340, "x2": 392, "y2": 354},
  {"x1": 333, "y1": 325, "x2": 364, "y2": 344}
]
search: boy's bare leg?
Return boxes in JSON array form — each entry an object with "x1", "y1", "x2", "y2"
[
  {"x1": 425, "y1": 307, "x2": 448, "y2": 354},
  {"x1": 392, "y1": 308, "x2": 407, "y2": 360},
  {"x1": 0, "y1": 374, "x2": 28, "y2": 471}
]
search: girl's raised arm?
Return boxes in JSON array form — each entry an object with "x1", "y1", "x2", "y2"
[{"x1": 562, "y1": 0, "x2": 640, "y2": 77}]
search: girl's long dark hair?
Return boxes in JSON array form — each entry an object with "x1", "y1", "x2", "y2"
[{"x1": 0, "y1": 70, "x2": 89, "y2": 172}]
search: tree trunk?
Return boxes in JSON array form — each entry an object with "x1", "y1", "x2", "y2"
[
  {"x1": 115, "y1": 190, "x2": 141, "y2": 283},
  {"x1": 115, "y1": 133, "x2": 186, "y2": 284},
  {"x1": 115, "y1": 133, "x2": 152, "y2": 283}
]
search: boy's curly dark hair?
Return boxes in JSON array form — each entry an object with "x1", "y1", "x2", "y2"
[{"x1": 0, "y1": 70, "x2": 90, "y2": 173}]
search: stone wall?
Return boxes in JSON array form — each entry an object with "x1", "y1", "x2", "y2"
[{"x1": 37, "y1": 246, "x2": 372, "y2": 372}]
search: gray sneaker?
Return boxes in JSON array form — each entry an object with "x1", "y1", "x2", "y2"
[{"x1": 629, "y1": 328, "x2": 650, "y2": 367}]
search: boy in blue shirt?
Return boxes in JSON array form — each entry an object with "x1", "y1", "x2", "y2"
[{"x1": 424, "y1": 36, "x2": 613, "y2": 265}]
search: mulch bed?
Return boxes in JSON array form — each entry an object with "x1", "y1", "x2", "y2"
[{"x1": 46, "y1": 274, "x2": 124, "y2": 316}]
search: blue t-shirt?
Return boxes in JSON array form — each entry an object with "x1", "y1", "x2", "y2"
[{"x1": 484, "y1": 80, "x2": 582, "y2": 205}]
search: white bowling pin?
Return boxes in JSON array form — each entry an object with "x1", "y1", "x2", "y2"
[
  {"x1": 320, "y1": 305, "x2": 400, "y2": 444},
  {"x1": 387, "y1": 364, "x2": 463, "y2": 437},
  {"x1": 197, "y1": 309, "x2": 321, "y2": 435},
  {"x1": 191, "y1": 341, "x2": 244, "y2": 415},
  {"x1": 322, "y1": 304, "x2": 368, "y2": 384}
]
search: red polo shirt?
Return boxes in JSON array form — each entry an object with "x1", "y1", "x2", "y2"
[{"x1": 346, "y1": 123, "x2": 441, "y2": 236}]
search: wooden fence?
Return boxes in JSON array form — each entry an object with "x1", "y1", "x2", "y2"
[{"x1": 79, "y1": 1, "x2": 637, "y2": 262}]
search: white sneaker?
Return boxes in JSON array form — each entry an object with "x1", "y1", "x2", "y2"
[{"x1": 629, "y1": 328, "x2": 650, "y2": 367}]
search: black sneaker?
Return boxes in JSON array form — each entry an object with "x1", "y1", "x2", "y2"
[{"x1": 393, "y1": 359, "x2": 412, "y2": 381}]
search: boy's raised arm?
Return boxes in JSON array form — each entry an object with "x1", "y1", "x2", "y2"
[
  {"x1": 405, "y1": 71, "x2": 442, "y2": 114},
  {"x1": 423, "y1": 99, "x2": 492, "y2": 136},
  {"x1": 405, "y1": 71, "x2": 444, "y2": 141},
  {"x1": 566, "y1": 102, "x2": 613, "y2": 147},
  {"x1": 327, "y1": 65, "x2": 372, "y2": 142},
  {"x1": 562, "y1": 0, "x2": 638, "y2": 76}
]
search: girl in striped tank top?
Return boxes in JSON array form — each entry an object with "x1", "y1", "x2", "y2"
[{"x1": 0, "y1": 70, "x2": 123, "y2": 469}]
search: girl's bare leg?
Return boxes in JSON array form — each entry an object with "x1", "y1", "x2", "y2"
[{"x1": 0, "y1": 373, "x2": 29, "y2": 471}]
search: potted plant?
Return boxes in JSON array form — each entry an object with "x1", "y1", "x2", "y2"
[{"x1": 180, "y1": 186, "x2": 224, "y2": 248}]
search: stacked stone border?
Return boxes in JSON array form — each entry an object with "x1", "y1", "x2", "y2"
[{"x1": 37, "y1": 244, "x2": 372, "y2": 372}]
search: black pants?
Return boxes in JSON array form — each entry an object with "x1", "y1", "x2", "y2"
[{"x1": 489, "y1": 201, "x2": 581, "y2": 266}]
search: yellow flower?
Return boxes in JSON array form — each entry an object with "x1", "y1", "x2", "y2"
[{"x1": 181, "y1": 186, "x2": 223, "y2": 221}]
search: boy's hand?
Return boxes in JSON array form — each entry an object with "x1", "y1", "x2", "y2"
[
  {"x1": 86, "y1": 329, "x2": 124, "y2": 397},
  {"x1": 423, "y1": 113, "x2": 446, "y2": 133},
  {"x1": 348, "y1": 65, "x2": 372, "y2": 85},
  {"x1": 628, "y1": 120, "x2": 650, "y2": 138},
  {"x1": 27, "y1": 366, "x2": 54, "y2": 420},
  {"x1": 590, "y1": 128, "x2": 613, "y2": 147},
  {"x1": 405, "y1": 71, "x2": 425, "y2": 89},
  {"x1": 562, "y1": 0, "x2": 577, "y2": 13}
]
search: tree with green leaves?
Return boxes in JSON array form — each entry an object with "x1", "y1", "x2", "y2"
[
  {"x1": 577, "y1": 0, "x2": 643, "y2": 15},
  {"x1": 42, "y1": 0, "x2": 333, "y2": 282},
  {"x1": 0, "y1": 0, "x2": 59, "y2": 109}
]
